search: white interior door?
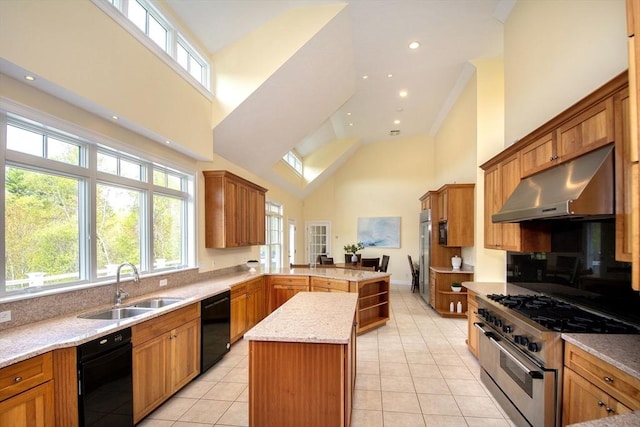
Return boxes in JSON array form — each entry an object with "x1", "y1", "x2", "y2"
[{"x1": 306, "y1": 221, "x2": 331, "y2": 265}]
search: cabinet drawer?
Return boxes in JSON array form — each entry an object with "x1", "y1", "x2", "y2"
[
  {"x1": 231, "y1": 283, "x2": 247, "y2": 298},
  {"x1": 268, "y1": 276, "x2": 309, "y2": 287},
  {"x1": 564, "y1": 342, "x2": 640, "y2": 409},
  {"x1": 132, "y1": 303, "x2": 200, "y2": 346},
  {"x1": 311, "y1": 277, "x2": 349, "y2": 292},
  {"x1": 0, "y1": 352, "x2": 53, "y2": 402},
  {"x1": 245, "y1": 277, "x2": 265, "y2": 293}
]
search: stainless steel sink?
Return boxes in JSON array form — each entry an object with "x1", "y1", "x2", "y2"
[
  {"x1": 132, "y1": 297, "x2": 184, "y2": 308},
  {"x1": 79, "y1": 307, "x2": 155, "y2": 320}
]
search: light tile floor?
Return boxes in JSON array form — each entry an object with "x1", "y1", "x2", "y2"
[{"x1": 139, "y1": 285, "x2": 515, "y2": 427}]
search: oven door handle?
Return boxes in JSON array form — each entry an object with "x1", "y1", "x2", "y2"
[
  {"x1": 487, "y1": 335, "x2": 544, "y2": 379},
  {"x1": 474, "y1": 322, "x2": 491, "y2": 335}
]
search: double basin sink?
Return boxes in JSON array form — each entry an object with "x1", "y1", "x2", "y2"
[{"x1": 78, "y1": 297, "x2": 184, "y2": 320}]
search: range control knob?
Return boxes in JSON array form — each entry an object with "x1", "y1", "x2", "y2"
[
  {"x1": 528, "y1": 342, "x2": 540, "y2": 352},
  {"x1": 502, "y1": 325, "x2": 513, "y2": 334},
  {"x1": 478, "y1": 308, "x2": 487, "y2": 318},
  {"x1": 514, "y1": 335, "x2": 529, "y2": 346},
  {"x1": 494, "y1": 318, "x2": 503, "y2": 328}
]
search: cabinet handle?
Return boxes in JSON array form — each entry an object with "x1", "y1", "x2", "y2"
[
  {"x1": 603, "y1": 376, "x2": 614, "y2": 383},
  {"x1": 597, "y1": 401, "x2": 605, "y2": 407},
  {"x1": 14, "y1": 376, "x2": 22, "y2": 383},
  {"x1": 605, "y1": 407, "x2": 615, "y2": 413}
]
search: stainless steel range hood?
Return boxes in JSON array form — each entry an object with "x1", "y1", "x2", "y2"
[{"x1": 492, "y1": 144, "x2": 614, "y2": 223}]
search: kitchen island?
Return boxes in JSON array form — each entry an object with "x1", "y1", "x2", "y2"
[{"x1": 245, "y1": 291, "x2": 358, "y2": 427}]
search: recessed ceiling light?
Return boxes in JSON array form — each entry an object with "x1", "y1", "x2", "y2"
[
  {"x1": 112, "y1": 115, "x2": 119, "y2": 120},
  {"x1": 362, "y1": 75, "x2": 369, "y2": 79},
  {"x1": 409, "y1": 41, "x2": 420, "y2": 49},
  {"x1": 399, "y1": 90, "x2": 408, "y2": 98},
  {"x1": 387, "y1": 73, "x2": 393, "y2": 78},
  {"x1": 348, "y1": 123, "x2": 354, "y2": 126},
  {"x1": 394, "y1": 120, "x2": 400, "y2": 125},
  {"x1": 165, "y1": 140, "x2": 171, "y2": 144},
  {"x1": 347, "y1": 112, "x2": 352, "y2": 116},
  {"x1": 24, "y1": 75, "x2": 35, "y2": 81}
]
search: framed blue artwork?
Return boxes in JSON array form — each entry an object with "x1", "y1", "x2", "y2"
[{"x1": 357, "y1": 217, "x2": 401, "y2": 248}]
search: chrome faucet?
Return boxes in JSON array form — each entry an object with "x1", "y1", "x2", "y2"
[{"x1": 115, "y1": 262, "x2": 140, "y2": 305}]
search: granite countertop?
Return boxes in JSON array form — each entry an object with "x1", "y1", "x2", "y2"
[
  {"x1": 244, "y1": 292, "x2": 358, "y2": 344},
  {"x1": 0, "y1": 268, "x2": 387, "y2": 369},
  {"x1": 561, "y1": 333, "x2": 640, "y2": 380},
  {"x1": 568, "y1": 411, "x2": 640, "y2": 426}
]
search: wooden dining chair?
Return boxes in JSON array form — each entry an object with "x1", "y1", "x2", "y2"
[{"x1": 407, "y1": 255, "x2": 419, "y2": 293}]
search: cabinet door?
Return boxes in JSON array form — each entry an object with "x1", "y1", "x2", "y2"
[
  {"x1": 133, "y1": 336, "x2": 170, "y2": 422},
  {"x1": 467, "y1": 291, "x2": 479, "y2": 358},
  {"x1": 0, "y1": 381, "x2": 54, "y2": 427},
  {"x1": 520, "y1": 132, "x2": 556, "y2": 178},
  {"x1": 499, "y1": 154, "x2": 524, "y2": 251},
  {"x1": 224, "y1": 179, "x2": 240, "y2": 247},
  {"x1": 231, "y1": 293, "x2": 248, "y2": 343},
  {"x1": 170, "y1": 319, "x2": 200, "y2": 391},
  {"x1": 484, "y1": 164, "x2": 502, "y2": 249},
  {"x1": 562, "y1": 368, "x2": 632, "y2": 425},
  {"x1": 557, "y1": 98, "x2": 614, "y2": 162},
  {"x1": 247, "y1": 287, "x2": 266, "y2": 329},
  {"x1": 438, "y1": 189, "x2": 448, "y2": 221},
  {"x1": 271, "y1": 285, "x2": 305, "y2": 311},
  {"x1": 615, "y1": 89, "x2": 633, "y2": 262}
]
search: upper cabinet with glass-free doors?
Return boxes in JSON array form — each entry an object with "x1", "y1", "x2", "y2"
[{"x1": 203, "y1": 170, "x2": 268, "y2": 248}]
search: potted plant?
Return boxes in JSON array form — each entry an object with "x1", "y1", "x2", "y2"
[
  {"x1": 343, "y1": 242, "x2": 364, "y2": 263},
  {"x1": 451, "y1": 282, "x2": 462, "y2": 292}
]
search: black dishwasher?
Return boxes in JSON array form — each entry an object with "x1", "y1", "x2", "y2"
[
  {"x1": 201, "y1": 290, "x2": 231, "y2": 373},
  {"x1": 77, "y1": 328, "x2": 132, "y2": 427}
]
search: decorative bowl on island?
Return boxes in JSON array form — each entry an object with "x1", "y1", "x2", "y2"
[{"x1": 246, "y1": 260, "x2": 260, "y2": 273}]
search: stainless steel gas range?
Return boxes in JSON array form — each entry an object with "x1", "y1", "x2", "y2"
[{"x1": 474, "y1": 292, "x2": 640, "y2": 427}]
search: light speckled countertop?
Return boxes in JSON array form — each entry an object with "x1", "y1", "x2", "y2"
[
  {"x1": 568, "y1": 411, "x2": 640, "y2": 426},
  {"x1": 244, "y1": 292, "x2": 358, "y2": 344},
  {"x1": 561, "y1": 333, "x2": 640, "y2": 380},
  {"x1": 0, "y1": 268, "x2": 388, "y2": 368}
]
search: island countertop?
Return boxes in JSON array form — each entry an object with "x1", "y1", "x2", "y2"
[{"x1": 244, "y1": 292, "x2": 358, "y2": 344}]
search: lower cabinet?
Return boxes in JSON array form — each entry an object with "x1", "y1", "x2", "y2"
[
  {"x1": 132, "y1": 304, "x2": 200, "y2": 423},
  {"x1": 466, "y1": 290, "x2": 479, "y2": 358},
  {"x1": 231, "y1": 277, "x2": 267, "y2": 343},
  {"x1": 267, "y1": 275, "x2": 310, "y2": 312},
  {"x1": 562, "y1": 342, "x2": 639, "y2": 425},
  {"x1": 0, "y1": 352, "x2": 54, "y2": 427},
  {"x1": 430, "y1": 268, "x2": 474, "y2": 318}
]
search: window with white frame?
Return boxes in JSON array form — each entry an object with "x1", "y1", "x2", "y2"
[
  {"x1": 261, "y1": 201, "x2": 283, "y2": 271},
  {"x1": 1, "y1": 112, "x2": 194, "y2": 297},
  {"x1": 96, "y1": 0, "x2": 210, "y2": 91},
  {"x1": 282, "y1": 151, "x2": 303, "y2": 175}
]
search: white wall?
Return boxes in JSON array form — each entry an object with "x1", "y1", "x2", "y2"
[{"x1": 504, "y1": 0, "x2": 627, "y2": 146}]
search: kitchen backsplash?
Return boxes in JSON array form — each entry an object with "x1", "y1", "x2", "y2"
[{"x1": 0, "y1": 265, "x2": 242, "y2": 331}]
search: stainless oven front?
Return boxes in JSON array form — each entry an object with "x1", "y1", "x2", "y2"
[{"x1": 475, "y1": 323, "x2": 558, "y2": 427}]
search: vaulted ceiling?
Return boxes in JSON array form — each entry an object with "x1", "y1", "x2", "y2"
[{"x1": 168, "y1": 0, "x2": 512, "y2": 197}]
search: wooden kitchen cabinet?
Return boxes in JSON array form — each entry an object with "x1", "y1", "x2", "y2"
[
  {"x1": 419, "y1": 191, "x2": 432, "y2": 212},
  {"x1": 483, "y1": 153, "x2": 550, "y2": 252},
  {"x1": 203, "y1": 170, "x2": 267, "y2": 248},
  {"x1": 614, "y1": 88, "x2": 634, "y2": 262},
  {"x1": 436, "y1": 183, "x2": 474, "y2": 247},
  {"x1": 132, "y1": 303, "x2": 200, "y2": 423},
  {"x1": 267, "y1": 275, "x2": 309, "y2": 312},
  {"x1": 466, "y1": 290, "x2": 479, "y2": 358},
  {"x1": 627, "y1": 0, "x2": 640, "y2": 291},
  {"x1": 231, "y1": 277, "x2": 267, "y2": 343},
  {"x1": 562, "y1": 342, "x2": 639, "y2": 425},
  {"x1": 429, "y1": 268, "x2": 473, "y2": 318},
  {"x1": 520, "y1": 132, "x2": 556, "y2": 178},
  {"x1": 310, "y1": 276, "x2": 351, "y2": 292},
  {"x1": 355, "y1": 276, "x2": 390, "y2": 334},
  {"x1": 0, "y1": 352, "x2": 54, "y2": 427},
  {"x1": 562, "y1": 342, "x2": 640, "y2": 425}
]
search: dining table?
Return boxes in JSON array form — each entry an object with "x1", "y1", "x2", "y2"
[{"x1": 334, "y1": 262, "x2": 376, "y2": 271}]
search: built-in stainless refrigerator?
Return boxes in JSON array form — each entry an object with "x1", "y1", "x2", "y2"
[{"x1": 419, "y1": 210, "x2": 431, "y2": 304}]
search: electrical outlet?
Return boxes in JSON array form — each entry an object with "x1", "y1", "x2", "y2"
[
  {"x1": 0, "y1": 311, "x2": 11, "y2": 323},
  {"x1": 159, "y1": 279, "x2": 168, "y2": 287}
]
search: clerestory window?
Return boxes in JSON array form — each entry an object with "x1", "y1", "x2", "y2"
[{"x1": 282, "y1": 151, "x2": 303, "y2": 175}]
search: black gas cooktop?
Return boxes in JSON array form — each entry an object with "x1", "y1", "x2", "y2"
[{"x1": 486, "y1": 294, "x2": 640, "y2": 334}]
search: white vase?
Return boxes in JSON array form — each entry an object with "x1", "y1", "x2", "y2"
[
  {"x1": 351, "y1": 254, "x2": 358, "y2": 263},
  {"x1": 451, "y1": 256, "x2": 462, "y2": 270}
]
